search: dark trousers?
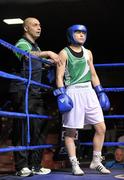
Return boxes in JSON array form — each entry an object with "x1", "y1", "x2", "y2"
[{"x1": 11, "y1": 91, "x2": 48, "y2": 171}]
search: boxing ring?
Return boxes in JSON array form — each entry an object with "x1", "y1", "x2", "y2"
[{"x1": 0, "y1": 38, "x2": 124, "y2": 179}]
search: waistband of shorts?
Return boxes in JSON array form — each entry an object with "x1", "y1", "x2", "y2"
[{"x1": 66, "y1": 82, "x2": 92, "y2": 89}]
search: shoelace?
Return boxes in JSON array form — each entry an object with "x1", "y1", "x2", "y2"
[
  {"x1": 100, "y1": 156, "x2": 105, "y2": 161},
  {"x1": 71, "y1": 160, "x2": 80, "y2": 166},
  {"x1": 95, "y1": 155, "x2": 105, "y2": 162}
]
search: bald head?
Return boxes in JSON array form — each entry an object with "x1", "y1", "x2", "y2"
[
  {"x1": 23, "y1": 17, "x2": 41, "y2": 42},
  {"x1": 23, "y1": 17, "x2": 40, "y2": 30}
]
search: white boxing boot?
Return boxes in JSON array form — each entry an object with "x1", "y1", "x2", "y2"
[
  {"x1": 71, "y1": 159, "x2": 84, "y2": 176},
  {"x1": 90, "y1": 155, "x2": 111, "y2": 174}
]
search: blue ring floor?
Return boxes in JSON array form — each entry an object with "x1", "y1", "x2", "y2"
[{"x1": 0, "y1": 169, "x2": 124, "y2": 180}]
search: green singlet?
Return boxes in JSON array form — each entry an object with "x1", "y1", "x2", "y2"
[{"x1": 64, "y1": 46, "x2": 91, "y2": 86}]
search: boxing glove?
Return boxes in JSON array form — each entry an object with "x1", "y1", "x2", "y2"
[
  {"x1": 53, "y1": 87, "x2": 73, "y2": 113},
  {"x1": 95, "y1": 85, "x2": 110, "y2": 111}
]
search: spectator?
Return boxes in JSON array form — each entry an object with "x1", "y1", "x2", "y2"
[{"x1": 105, "y1": 148, "x2": 124, "y2": 169}]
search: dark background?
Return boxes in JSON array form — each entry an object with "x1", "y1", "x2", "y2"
[
  {"x1": 0, "y1": 0, "x2": 124, "y2": 60},
  {"x1": 0, "y1": 0, "x2": 124, "y2": 113}
]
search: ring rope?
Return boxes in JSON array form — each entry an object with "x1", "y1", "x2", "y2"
[
  {"x1": 80, "y1": 142, "x2": 124, "y2": 146},
  {"x1": 104, "y1": 115, "x2": 124, "y2": 119},
  {"x1": 0, "y1": 144, "x2": 54, "y2": 153},
  {"x1": 104, "y1": 88, "x2": 124, "y2": 92},
  {"x1": 0, "y1": 110, "x2": 53, "y2": 119},
  {"x1": 1, "y1": 141, "x2": 124, "y2": 153},
  {"x1": 0, "y1": 71, "x2": 53, "y2": 89},
  {"x1": 95, "y1": 63, "x2": 124, "y2": 67},
  {"x1": 0, "y1": 38, "x2": 54, "y2": 66},
  {"x1": 25, "y1": 53, "x2": 31, "y2": 145}
]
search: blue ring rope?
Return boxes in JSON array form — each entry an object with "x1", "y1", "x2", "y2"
[
  {"x1": 1, "y1": 71, "x2": 124, "y2": 92},
  {"x1": 104, "y1": 115, "x2": 124, "y2": 119},
  {"x1": 0, "y1": 110, "x2": 52, "y2": 119},
  {"x1": 95, "y1": 63, "x2": 124, "y2": 67},
  {"x1": 0, "y1": 145, "x2": 54, "y2": 153},
  {"x1": 104, "y1": 88, "x2": 124, "y2": 92},
  {"x1": 0, "y1": 71, "x2": 53, "y2": 89},
  {"x1": 25, "y1": 53, "x2": 31, "y2": 145},
  {"x1": 0, "y1": 39, "x2": 54, "y2": 66},
  {"x1": 0, "y1": 141, "x2": 124, "y2": 153},
  {"x1": 80, "y1": 142, "x2": 124, "y2": 146}
]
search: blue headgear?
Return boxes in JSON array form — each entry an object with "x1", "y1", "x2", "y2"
[{"x1": 66, "y1": 24, "x2": 87, "y2": 45}]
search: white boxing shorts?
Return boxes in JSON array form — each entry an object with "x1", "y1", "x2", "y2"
[{"x1": 62, "y1": 82, "x2": 104, "y2": 129}]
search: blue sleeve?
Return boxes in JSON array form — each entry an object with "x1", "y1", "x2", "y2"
[{"x1": 105, "y1": 161, "x2": 115, "y2": 168}]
